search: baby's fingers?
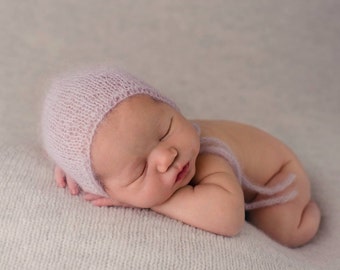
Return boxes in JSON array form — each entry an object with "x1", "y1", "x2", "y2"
[
  {"x1": 84, "y1": 193, "x2": 103, "y2": 201},
  {"x1": 92, "y1": 197, "x2": 117, "y2": 207},
  {"x1": 54, "y1": 166, "x2": 66, "y2": 188},
  {"x1": 84, "y1": 193, "x2": 127, "y2": 207},
  {"x1": 67, "y1": 177, "x2": 80, "y2": 195},
  {"x1": 54, "y1": 166, "x2": 80, "y2": 195},
  {"x1": 84, "y1": 193, "x2": 115, "y2": 207}
]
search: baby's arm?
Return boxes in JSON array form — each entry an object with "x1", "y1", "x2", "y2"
[
  {"x1": 54, "y1": 154, "x2": 245, "y2": 237},
  {"x1": 151, "y1": 154, "x2": 245, "y2": 236}
]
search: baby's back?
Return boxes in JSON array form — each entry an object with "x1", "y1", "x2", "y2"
[{"x1": 193, "y1": 120, "x2": 295, "y2": 201}]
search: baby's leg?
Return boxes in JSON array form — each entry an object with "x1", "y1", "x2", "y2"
[{"x1": 247, "y1": 159, "x2": 321, "y2": 248}]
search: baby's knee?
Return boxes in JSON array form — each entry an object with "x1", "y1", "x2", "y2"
[
  {"x1": 281, "y1": 200, "x2": 321, "y2": 248},
  {"x1": 296, "y1": 201, "x2": 320, "y2": 244},
  {"x1": 250, "y1": 199, "x2": 320, "y2": 247}
]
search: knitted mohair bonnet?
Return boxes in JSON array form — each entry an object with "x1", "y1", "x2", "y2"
[{"x1": 42, "y1": 67, "x2": 178, "y2": 197}]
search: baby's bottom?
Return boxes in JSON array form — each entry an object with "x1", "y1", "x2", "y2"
[{"x1": 247, "y1": 160, "x2": 321, "y2": 248}]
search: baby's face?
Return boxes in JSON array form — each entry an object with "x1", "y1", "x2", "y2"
[{"x1": 91, "y1": 95, "x2": 200, "y2": 208}]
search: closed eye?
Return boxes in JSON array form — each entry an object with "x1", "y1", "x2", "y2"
[
  {"x1": 160, "y1": 117, "x2": 173, "y2": 141},
  {"x1": 135, "y1": 161, "x2": 147, "y2": 180},
  {"x1": 139, "y1": 162, "x2": 147, "y2": 177},
  {"x1": 127, "y1": 160, "x2": 147, "y2": 185}
]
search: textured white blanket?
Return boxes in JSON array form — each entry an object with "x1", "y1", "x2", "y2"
[{"x1": 1, "y1": 0, "x2": 339, "y2": 269}]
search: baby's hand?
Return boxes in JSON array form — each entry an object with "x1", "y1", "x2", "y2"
[
  {"x1": 54, "y1": 166, "x2": 132, "y2": 208},
  {"x1": 54, "y1": 166, "x2": 80, "y2": 195},
  {"x1": 83, "y1": 192, "x2": 133, "y2": 208}
]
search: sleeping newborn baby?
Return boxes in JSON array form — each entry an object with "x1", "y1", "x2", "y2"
[{"x1": 42, "y1": 67, "x2": 320, "y2": 247}]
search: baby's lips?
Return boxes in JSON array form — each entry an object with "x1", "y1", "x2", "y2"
[{"x1": 175, "y1": 162, "x2": 190, "y2": 183}]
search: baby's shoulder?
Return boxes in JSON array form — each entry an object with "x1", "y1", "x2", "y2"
[
  {"x1": 191, "y1": 119, "x2": 283, "y2": 151},
  {"x1": 191, "y1": 119, "x2": 294, "y2": 187},
  {"x1": 192, "y1": 119, "x2": 263, "y2": 138},
  {"x1": 192, "y1": 152, "x2": 237, "y2": 186}
]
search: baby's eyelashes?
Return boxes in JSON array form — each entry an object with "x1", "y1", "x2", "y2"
[
  {"x1": 129, "y1": 161, "x2": 147, "y2": 184},
  {"x1": 159, "y1": 117, "x2": 173, "y2": 141},
  {"x1": 139, "y1": 162, "x2": 147, "y2": 177}
]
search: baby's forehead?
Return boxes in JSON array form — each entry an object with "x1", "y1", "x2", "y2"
[
  {"x1": 106, "y1": 94, "x2": 162, "y2": 117},
  {"x1": 99, "y1": 94, "x2": 164, "y2": 133}
]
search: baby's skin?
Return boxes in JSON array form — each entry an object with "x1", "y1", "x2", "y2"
[{"x1": 55, "y1": 94, "x2": 320, "y2": 247}]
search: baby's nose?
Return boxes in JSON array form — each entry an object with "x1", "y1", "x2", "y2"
[{"x1": 156, "y1": 147, "x2": 178, "y2": 173}]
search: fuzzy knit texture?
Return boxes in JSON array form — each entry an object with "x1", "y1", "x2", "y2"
[
  {"x1": 42, "y1": 67, "x2": 177, "y2": 196},
  {"x1": 1, "y1": 1, "x2": 340, "y2": 269}
]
